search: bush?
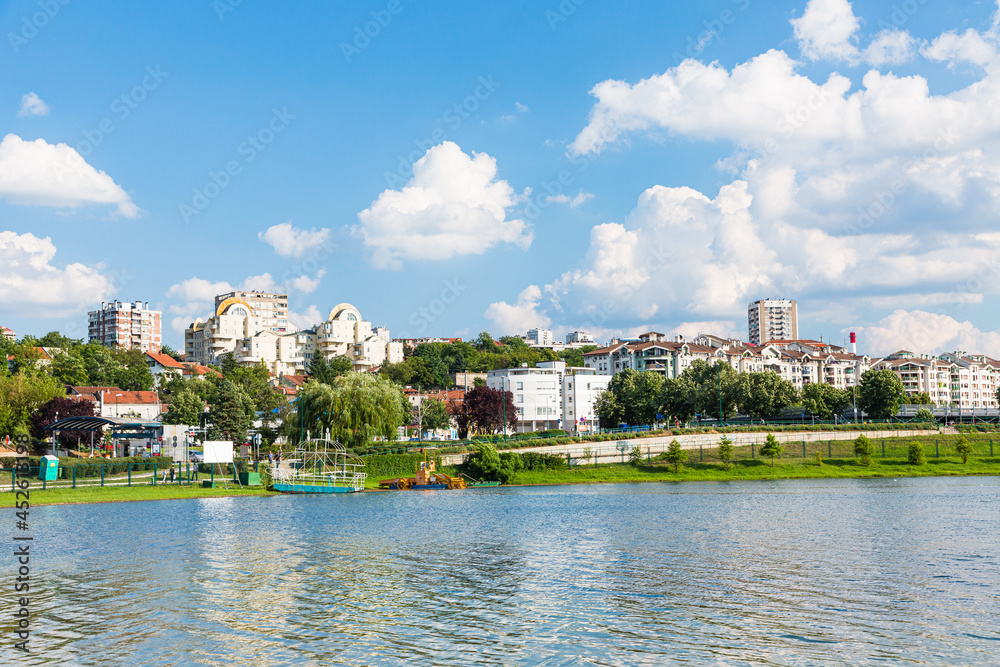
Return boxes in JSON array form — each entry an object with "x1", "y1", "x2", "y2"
[
  {"x1": 628, "y1": 445, "x2": 643, "y2": 466},
  {"x1": 854, "y1": 434, "x2": 876, "y2": 466},
  {"x1": 717, "y1": 436, "x2": 734, "y2": 470},
  {"x1": 664, "y1": 440, "x2": 687, "y2": 473},
  {"x1": 759, "y1": 434, "x2": 783, "y2": 467},
  {"x1": 954, "y1": 437, "x2": 973, "y2": 464},
  {"x1": 908, "y1": 442, "x2": 926, "y2": 466}
]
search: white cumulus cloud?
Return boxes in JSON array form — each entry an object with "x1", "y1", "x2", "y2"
[
  {"x1": 258, "y1": 222, "x2": 333, "y2": 258},
  {"x1": 484, "y1": 285, "x2": 551, "y2": 335},
  {"x1": 791, "y1": 0, "x2": 861, "y2": 63},
  {"x1": 858, "y1": 310, "x2": 1000, "y2": 358},
  {"x1": 0, "y1": 231, "x2": 114, "y2": 317},
  {"x1": 17, "y1": 93, "x2": 50, "y2": 117},
  {"x1": 921, "y1": 28, "x2": 997, "y2": 67},
  {"x1": 864, "y1": 29, "x2": 918, "y2": 66},
  {"x1": 353, "y1": 141, "x2": 532, "y2": 270},
  {"x1": 0, "y1": 134, "x2": 138, "y2": 217}
]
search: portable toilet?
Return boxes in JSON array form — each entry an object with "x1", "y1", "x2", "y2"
[{"x1": 39, "y1": 455, "x2": 59, "y2": 481}]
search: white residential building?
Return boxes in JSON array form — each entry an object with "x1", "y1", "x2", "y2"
[
  {"x1": 526, "y1": 327, "x2": 554, "y2": 347},
  {"x1": 487, "y1": 361, "x2": 566, "y2": 433},
  {"x1": 186, "y1": 299, "x2": 401, "y2": 375},
  {"x1": 562, "y1": 367, "x2": 611, "y2": 434},
  {"x1": 748, "y1": 299, "x2": 798, "y2": 346},
  {"x1": 872, "y1": 351, "x2": 1000, "y2": 409}
]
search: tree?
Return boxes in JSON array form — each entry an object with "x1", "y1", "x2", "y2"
[
  {"x1": 464, "y1": 385, "x2": 517, "y2": 435},
  {"x1": 297, "y1": 373, "x2": 410, "y2": 450},
  {"x1": 208, "y1": 380, "x2": 255, "y2": 443},
  {"x1": 759, "y1": 433, "x2": 783, "y2": 467},
  {"x1": 600, "y1": 369, "x2": 663, "y2": 427},
  {"x1": 660, "y1": 376, "x2": 697, "y2": 424},
  {"x1": 908, "y1": 391, "x2": 932, "y2": 406},
  {"x1": 48, "y1": 350, "x2": 89, "y2": 386},
  {"x1": 717, "y1": 435, "x2": 734, "y2": 470},
  {"x1": 954, "y1": 436, "x2": 973, "y2": 464},
  {"x1": 801, "y1": 383, "x2": 852, "y2": 419},
  {"x1": 29, "y1": 396, "x2": 98, "y2": 446},
  {"x1": 914, "y1": 408, "x2": 935, "y2": 422},
  {"x1": 37, "y1": 331, "x2": 81, "y2": 348},
  {"x1": 737, "y1": 371, "x2": 798, "y2": 420},
  {"x1": 686, "y1": 360, "x2": 742, "y2": 420},
  {"x1": 854, "y1": 434, "x2": 876, "y2": 466},
  {"x1": 163, "y1": 389, "x2": 205, "y2": 426},
  {"x1": 664, "y1": 439, "x2": 687, "y2": 473},
  {"x1": 421, "y1": 398, "x2": 452, "y2": 432},
  {"x1": 858, "y1": 369, "x2": 905, "y2": 419},
  {"x1": 308, "y1": 354, "x2": 353, "y2": 385},
  {"x1": 160, "y1": 344, "x2": 183, "y2": 361},
  {"x1": 594, "y1": 389, "x2": 624, "y2": 430},
  {"x1": 908, "y1": 441, "x2": 926, "y2": 465},
  {"x1": 110, "y1": 348, "x2": 154, "y2": 391},
  {"x1": 474, "y1": 331, "x2": 496, "y2": 351},
  {"x1": 0, "y1": 372, "x2": 65, "y2": 440}
]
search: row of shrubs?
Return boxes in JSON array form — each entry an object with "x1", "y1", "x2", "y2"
[
  {"x1": 2, "y1": 456, "x2": 177, "y2": 480},
  {"x1": 461, "y1": 446, "x2": 567, "y2": 484}
]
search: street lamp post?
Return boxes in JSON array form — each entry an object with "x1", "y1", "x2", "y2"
[{"x1": 501, "y1": 377, "x2": 508, "y2": 444}]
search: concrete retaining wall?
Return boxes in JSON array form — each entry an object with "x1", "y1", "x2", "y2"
[{"x1": 440, "y1": 428, "x2": 943, "y2": 466}]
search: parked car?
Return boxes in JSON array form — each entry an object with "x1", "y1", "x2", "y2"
[{"x1": 189, "y1": 453, "x2": 203, "y2": 463}]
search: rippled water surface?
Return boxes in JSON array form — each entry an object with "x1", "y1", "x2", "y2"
[{"x1": 5, "y1": 477, "x2": 1000, "y2": 665}]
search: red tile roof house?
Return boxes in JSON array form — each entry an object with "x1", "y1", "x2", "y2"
[
  {"x1": 96, "y1": 390, "x2": 163, "y2": 421},
  {"x1": 146, "y1": 352, "x2": 186, "y2": 386}
]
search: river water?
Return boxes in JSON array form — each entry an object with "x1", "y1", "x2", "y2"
[{"x1": 5, "y1": 477, "x2": 1000, "y2": 666}]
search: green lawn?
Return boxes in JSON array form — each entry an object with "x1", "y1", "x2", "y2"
[
  {"x1": 11, "y1": 483, "x2": 277, "y2": 506},
  {"x1": 514, "y1": 457, "x2": 1000, "y2": 486}
]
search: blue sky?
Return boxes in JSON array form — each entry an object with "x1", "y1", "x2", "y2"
[{"x1": 3, "y1": 0, "x2": 1000, "y2": 356}]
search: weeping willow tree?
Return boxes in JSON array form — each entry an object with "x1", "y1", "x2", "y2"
[{"x1": 293, "y1": 373, "x2": 410, "y2": 450}]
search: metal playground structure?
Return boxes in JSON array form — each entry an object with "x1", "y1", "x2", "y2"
[{"x1": 271, "y1": 435, "x2": 367, "y2": 493}]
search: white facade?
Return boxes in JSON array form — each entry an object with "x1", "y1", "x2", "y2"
[
  {"x1": 526, "y1": 328, "x2": 554, "y2": 347},
  {"x1": 562, "y1": 368, "x2": 611, "y2": 434},
  {"x1": 487, "y1": 361, "x2": 566, "y2": 433},
  {"x1": 748, "y1": 299, "x2": 798, "y2": 346},
  {"x1": 872, "y1": 351, "x2": 1000, "y2": 409},
  {"x1": 97, "y1": 391, "x2": 163, "y2": 421},
  {"x1": 185, "y1": 299, "x2": 401, "y2": 375}
]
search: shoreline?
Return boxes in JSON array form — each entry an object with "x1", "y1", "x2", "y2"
[{"x1": 17, "y1": 462, "x2": 1000, "y2": 506}]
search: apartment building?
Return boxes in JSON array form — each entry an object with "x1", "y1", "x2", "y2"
[
  {"x1": 215, "y1": 291, "x2": 291, "y2": 334},
  {"x1": 487, "y1": 361, "x2": 566, "y2": 433},
  {"x1": 748, "y1": 299, "x2": 798, "y2": 346},
  {"x1": 871, "y1": 351, "x2": 1000, "y2": 409},
  {"x1": 88, "y1": 301, "x2": 162, "y2": 353},
  {"x1": 186, "y1": 299, "x2": 401, "y2": 375},
  {"x1": 562, "y1": 367, "x2": 611, "y2": 434}
]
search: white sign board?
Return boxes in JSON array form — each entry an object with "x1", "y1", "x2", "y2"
[{"x1": 203, "y1": 440, "x2": 234, "y2": 464}]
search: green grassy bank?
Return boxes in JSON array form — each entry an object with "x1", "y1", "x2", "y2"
[{"x1": 511, "y1": 457, "x2": 1000, "y2": 486}]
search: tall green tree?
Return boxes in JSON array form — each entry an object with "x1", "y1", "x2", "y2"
[
  {"x1": 801, "y1": 383, "x2": 852, "y2": 419},
  {"x1": 0, "y1": 372, "x2": 65, "y2": 440},
  {"x1": 685, "y1": 360, "x2": 742, "y2": 420},
  {"x1": 208, "y1": 380, "x2": 256, "y2": 443},
  {"x1": 737, "y1": 371, "x2": 798, "y2": 420},
  {"x1": 296, "y1": 373, "x2": 409, "y2": 449},
  {"x1": 163, "y1": 389, "x2": 206, "y2": 426},
  {"x1": 48, "y1": 350, "x2": 89, "y2": 386},
  {"x1": 858, "y1": 369, "x2": 905, "y2": 419},
  {"x1": 598, "y1": 368, "x2": 663, "y2": 427},
  {"x1": 660, "y1": 376, "x2": 697, "y2": 424},
  {"x1": 420, "y1": 398, "x2": 452, "y2": 432},
  {"x1": 664, "y1": 439, "x2": 688, "y2": 473},
  {"x1": 854, "y1": 434, "x2": 876, "y2": 466}
]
